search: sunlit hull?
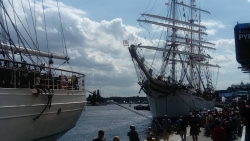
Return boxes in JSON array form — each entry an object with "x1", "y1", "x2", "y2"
[{"x1": 0, "y1": 88, "x2": 86, "y2": 141}]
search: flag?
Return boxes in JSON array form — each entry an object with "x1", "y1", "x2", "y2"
[
  {"x1": 180, "y1": 1, "x2": 184, "y2": 4},
  {"x1": 165, "y1": 2, "x2": 169, "y2": 6},
  {"x1": 123, "y1": 40, "x2": 129, "y2": 46}
]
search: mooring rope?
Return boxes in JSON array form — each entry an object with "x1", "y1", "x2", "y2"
[{"x1": 113, "y1": 102, "x2": 152, "y2": 120}]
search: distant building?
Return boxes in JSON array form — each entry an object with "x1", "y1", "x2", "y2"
[{"x1": 231, "y1": 81, "x2": 250, "y2": 89}]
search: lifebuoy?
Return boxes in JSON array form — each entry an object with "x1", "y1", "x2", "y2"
[{"x1": 62, "y1": 75, "x2": 68, "y2": 89}]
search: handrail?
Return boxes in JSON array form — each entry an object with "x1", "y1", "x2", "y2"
[{"x1": 0, "y1": 59, "x2": 85, "y2": 90}]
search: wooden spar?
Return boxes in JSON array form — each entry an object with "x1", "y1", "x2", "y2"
[{"x1": 0, "y1": 43, "x2": 69, "y2": 61}]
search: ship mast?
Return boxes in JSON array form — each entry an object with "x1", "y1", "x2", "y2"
[
  {"x1": 198, "y1": 8, "x2": 201, "y2": 90},
  {"x1": 171, "y1": 0, "x2": 177, "y2": 82},
  {"x1": 130, "y1": 0, "x2": 220, "y2": 91},
  {"x1": 189, "y1": 0, "x2": 194, "y2": 88},
  {"x1": 0, "y1": 3, "x2": 6, "y2": 44}
]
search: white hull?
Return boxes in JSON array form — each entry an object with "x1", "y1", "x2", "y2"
[
  {"x1": 146, "y1": 89, "x2": 215, "y2": 119},
  {"x1": 0, "y1": 88, "x2": 86, "y2": 141}
]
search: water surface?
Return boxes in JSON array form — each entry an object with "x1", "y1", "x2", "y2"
[{"x1": 59, "y1": 104, "x2": 152, "y2": 141}]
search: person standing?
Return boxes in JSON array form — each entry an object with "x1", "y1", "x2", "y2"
[
  {"x1": 180, "y1": 116, "x2": 188, "y2": 141},
  {"x1": 93, "y1": 130, "x2": 105, "y2": 141},
  {"x1": 127, "y1": 125, "x2": 140, "y2": 141},
  {"x1": 212, "y1": 121, "x2": 226, "y2": 141},
  {"x1": 176, "y1": 116, "x2": 183, "y2": 134},
  {"x1": 153, "y1": 120, "x2": 162, "y2": 141},
  {"x1": 146, "y1": 127, "x2": 154, "y2": 140},
  {"x1": 224, "y1": 121, "x2": 233, "y2": 141},
  {"x1": 189, "y1": 115, "x2": 199, "y2": 141},
  {"x1": 162, "y1": 115, "x2": 171, "y2": 141}
]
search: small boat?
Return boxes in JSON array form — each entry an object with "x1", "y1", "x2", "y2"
[{"x1": 134, "y1": 105, "x2": 150, "y2": 111}]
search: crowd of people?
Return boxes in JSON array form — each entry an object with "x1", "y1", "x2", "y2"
[
  {"x1": 148, "y1": 100, "x2": 249, "y2": 141},
  {"x1": 92, "y1": 100, "x2": 249, "y2": 141}
]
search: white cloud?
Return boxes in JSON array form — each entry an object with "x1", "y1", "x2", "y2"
[
  {"x1": 3, "y1": 0, "x2": 141, "y2": 96},
  {"x1": 206, "y1": 29, "x2": 217, "y2": 35},
  {"x1": 212, "y1": 39, "x2": 235, "y2": 50},
  {"x1": 211, "y1": 38, "x2": 250, "y2": 90},
  {"x1": 4, "y1": 0, "x2": 249, "y2": 96},
  {"x1": 201, "y1": 20, "x2": 226, "y2": 28}
]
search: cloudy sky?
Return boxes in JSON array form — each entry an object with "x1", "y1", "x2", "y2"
[{"x1": 3, "y1": 0, "x2": 250, "y2": 97}]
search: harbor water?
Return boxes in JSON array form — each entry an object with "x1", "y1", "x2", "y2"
[{"x1": 59, "y1": 104, "x2": 152, "y2": 141}]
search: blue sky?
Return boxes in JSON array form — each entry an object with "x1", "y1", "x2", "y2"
[
  {"x1": 60, "y1": 0, "x2": 250, "y2": 96},
  {"x1": 4, "y1": 0, "x2": 250, "y2": 97}
]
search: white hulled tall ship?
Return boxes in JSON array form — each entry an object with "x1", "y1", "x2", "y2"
[
  {"x1": 0, "y1": 1, "x2": 86, "y2": 140},
  {"x1": 128, "y1": 0, "x2": 220, "y2": 119}
]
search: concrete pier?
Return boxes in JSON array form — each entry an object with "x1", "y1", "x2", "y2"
[{"x1": 158, "y1": 127, "x2": 243, "y2": 141}]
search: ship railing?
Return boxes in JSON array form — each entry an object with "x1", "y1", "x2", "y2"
[
  {"x1": 0, "y1": 59, "x2": 85, "y2": 90},
  {"x1": 37, "y1": 73, "x2": 84, "y2": 90}
]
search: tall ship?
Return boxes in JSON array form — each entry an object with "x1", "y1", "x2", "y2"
[
  {"x1": 128, "y1": 0, "x2": 220, "y2": 119},
  {"x1": 0, "y1": 1, "x2": 86, "y2": 140}
]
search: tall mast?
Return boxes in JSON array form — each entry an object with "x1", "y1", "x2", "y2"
[
  {"x1": 0, "y1": 1, "x2": 6, "y2": 44},
  {"x1": 189, "y1": 0, "x2": 194, "y2": 87},
  {"x1": 171, "y1": 0, "x2": 177, "y2": 81},
  {"x1": 198, "y1": 7, "x2": 201, "y2": 89}
]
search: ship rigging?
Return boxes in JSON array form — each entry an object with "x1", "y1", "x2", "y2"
[{"x1": 128, "y1": 0, "x2": 220, "y2": 118}]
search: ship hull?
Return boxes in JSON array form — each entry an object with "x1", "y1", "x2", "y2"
[
  {"x1": 0, "y1": 88, "x2": 86, "y2": 141},
  {"x1": 146, "y1": 89, "x2": 215, "y2": 119}
]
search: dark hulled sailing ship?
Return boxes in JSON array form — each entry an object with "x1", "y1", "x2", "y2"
[{"x1": 128, "y1": 0, "x2": 220, "y2": 119}]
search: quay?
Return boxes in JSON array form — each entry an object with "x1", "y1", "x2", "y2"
[
  {"x1": 114, "y1": 103, "x2": 247, "y2": 141},
  {"x1": 158, "y1": 127, "x2": 244, "y2": 141}
]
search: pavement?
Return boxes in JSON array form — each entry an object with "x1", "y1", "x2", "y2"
[{"x1": 158, "y1": 127, "x2": 242, "y2": 141}]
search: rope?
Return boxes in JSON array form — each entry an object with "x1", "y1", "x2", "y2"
[
  {"x1": 5, "y1": 0, "x2": 49, "y2": 65},
  {"x1": 56, "y1": 0, "x2": 68, "y2": 58},
  {"x1": 21, "y1": 0, "x2": 32, "y2": 37},
  {"x1": 3, "y1": 0, "x2": 38, "y2": 64},
  {"x1": 34, "y1": 95, "x2": 53, "y2": 120},
  {"x1": 42, "y1": 0, "x2": 49, "y2": 53},
  {"x1": 113, "y1": 102, "x2": 152, "y2": 120}
]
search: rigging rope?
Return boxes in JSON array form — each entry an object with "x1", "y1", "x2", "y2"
[
  {"x1": 42, "y1": 0, "x2": 49, "y2": 53},
  {"x1": 113, "y1": 102, "x2": 152, "y2": 120},
  {"x1": 10, "y1": 0, "x2": 25, "y2": 62},
  {"x1": 34, "y1": 95, "x2": 53, "y2": 120},
  {"x1": 33, "y1": 0, "x2": 41, "y2": 64},
  {"x1": 56, "y1": 0, "x2": 68, "y2": 59},
  {"x1": 27, "y1": 0, "x2": 39, "y2": 50},
  {"x1": 6, "y1": 0, "x2": 49, "y2": 65},
  {"x1": 3, "y1": 0, "x2": 36, "y2": 64},
  {"x1": 21, "y1": 0, "x2": 32, "y2": 37}
]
